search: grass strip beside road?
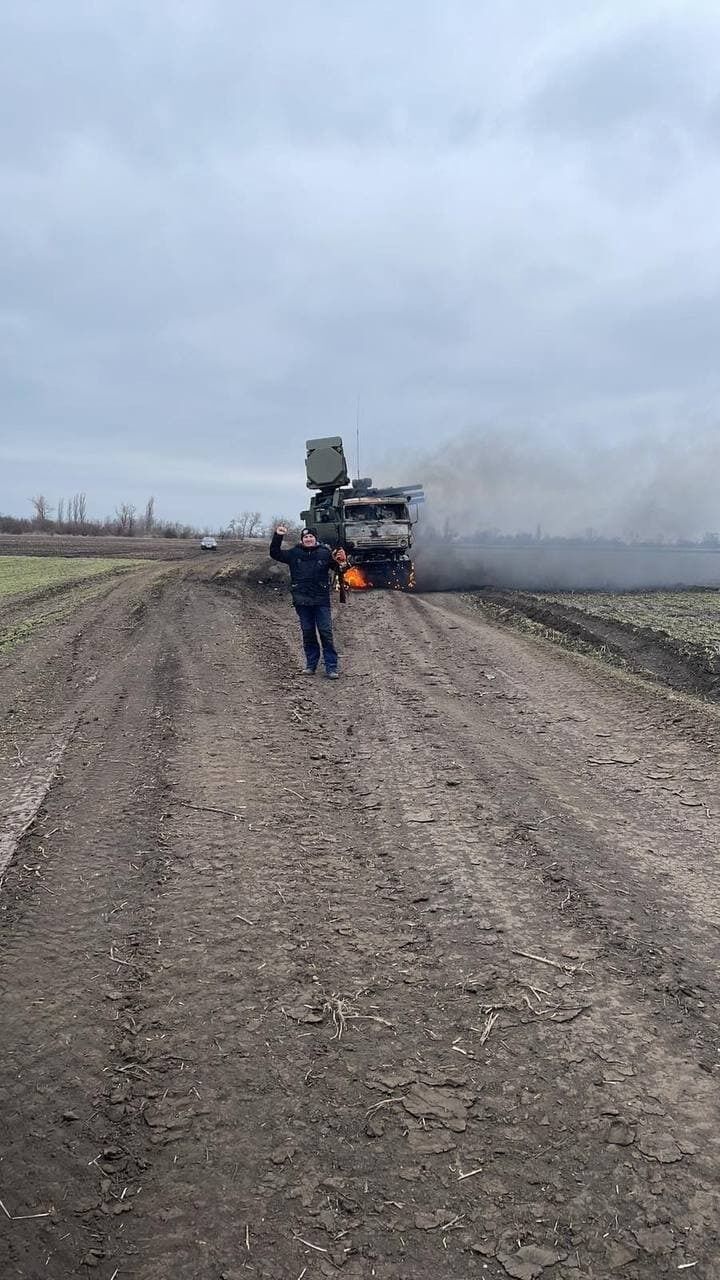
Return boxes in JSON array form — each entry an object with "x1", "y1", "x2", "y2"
[
  {"x1": 0, "y1": 555, "x2": 142, "y2": 599},
  {"x1": 0, "y1": 557, "x2": 143, "y2": 655}
]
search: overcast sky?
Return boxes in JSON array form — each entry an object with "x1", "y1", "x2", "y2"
[{"x1": 2, "y1": 1, "x2": 719, "y2": 529}]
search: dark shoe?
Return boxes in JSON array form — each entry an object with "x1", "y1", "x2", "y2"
[
  {"x1": 303, "y1": 666, "x2": 317, "y2": 676},
  {"x1": 326, "y1": 670, "x2": 339, "y2": 680}
]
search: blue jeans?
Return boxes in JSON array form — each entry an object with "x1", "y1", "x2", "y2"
[{"x1": 294, "y1": 603, "x2": 338, "y2": 672}]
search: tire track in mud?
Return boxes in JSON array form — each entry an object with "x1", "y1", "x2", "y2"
[
  {"x1": 395, "y1": 593, "x2": 720, "y2": 958},
  {"x1": 0, "y1": 724, "x2": 76, "y2": 885},
  {"x1": 90, "y1": 581, "x2": 482, "y2": 1280},
  {"x1": 174, "y1": 582, "x2": 720, "y2": 1276},
  {"x1": 0, "y1": 576, "x2": 185, "y2": 1277},
  {"x1": 373, "y1": 592, "x2": 720, "y2": 1039},
  {"x1": 332, "y1": 588, "x2": 720, "y2": 1274}
]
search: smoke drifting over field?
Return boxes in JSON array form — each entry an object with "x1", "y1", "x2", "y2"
[
  {"x1": 416, "y1": 428, "x2": 719, "y2": 542},
  {"x1": 404, "y1": 428, "x2": 720, "y2": 591},
  {"x1": 414, "y1": 540, "x2": 720, "y2": 592}
]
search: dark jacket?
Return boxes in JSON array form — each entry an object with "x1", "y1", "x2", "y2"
[{"x1": 270, "y1": 532, "x2": 337, "y2": 606}]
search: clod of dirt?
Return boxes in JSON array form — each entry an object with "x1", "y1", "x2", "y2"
[
  {"x1": 103, "y1": 1200, "x2": 133, "y2": 1216},
  {"x1": 497, "y1": 1242, "x2": 568, "y2": 1279},
  {"x1": 270, "y1": 1144, "x2": 296, "y2": 1165},
  {"x1": 606, "y1": 1120, "x2": 636, "y2": 1146},
  {"x1": 315, "y1": 1207, "x2": 338, "y2": 1233},
  {"x1": 545, "y1": 1006, "x2": 588, "y2": 1023},
  {"x1": 407, "y1": 1130, "x2": 457, "y2": 1154},
  {"x1": 601, "y1": 1066, "x2": 635, "y2": 1083},
  {"x1": 418, "y1": 1069, "x2": 468, "y2": 1088},
  {"x1": 587, "y1": 755, "x2": 640, "y2": 766},
  {"x1": 283, "y1": 1000, "x2": 325, "y2": 1024},
  {"x1": 402, "y1": 1083, "x2": 470, "y2": 1132},
  {"x1": 415, "y1": 1209, "x2": 451, "y2": 1230},
  {"x1": 143, "y1": 1109, "x2": 190, "y2": 1134},
  {"x1": 142, "y1": 1109, "x2": 167, "y2": 1128},
  {"x1": 637, "y1": 1131, "x2": 684, "y2": 1162},
  {"x1": 632, "y1": 1224, "x2": 676, "y2": 1253},
  {"x1": 367, "y1": 1069, "x2": 418, "y2": 1090},
  {"x1": 81, "y1": 1250, "x2": 105, "y2": 1267},
  {"x1": 606, "y1": 1241, "x2": 639, "y2": 1269}
]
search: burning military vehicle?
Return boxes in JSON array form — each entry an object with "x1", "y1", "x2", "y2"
[{"x1": 301, "y1": 437, "x2": 423, "y2": 589}]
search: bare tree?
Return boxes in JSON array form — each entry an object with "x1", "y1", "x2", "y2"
[
  {"x1": 56, "y1": 497, "x2": 65, "y2": 530},
  {"x1": 266, "y1": 516, "x2": 301, "y2": 539},
  {"x1": 246, "y1": 510, "x2": 262, "y2": 539},
  {"x1": 233, "y1": 511, "x2": 251, "y2": 539},
  {"x1": 115, "y1": 502, "x2": 137, "y2": 536},
  {"x1": 70, "y1": 492, "x2": 88, "y2": 532},
  {"x1": 143, "y1": 495, "x2": 155, "y2": 534},
  {"x1": 30, "y1": 494, "x2": 53, "y2": 526}
]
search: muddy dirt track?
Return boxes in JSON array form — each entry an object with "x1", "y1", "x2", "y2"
[{"x1": 1, "y1": 556, "x2": 719, "y2": 1279}]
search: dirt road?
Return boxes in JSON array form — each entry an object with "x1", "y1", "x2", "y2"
[{"x1": 1, "y1": 559, "x2": 719, "y2": 1279}]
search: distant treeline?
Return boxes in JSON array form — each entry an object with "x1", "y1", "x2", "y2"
[
  {"x1": 0, "y1": 495, "x2": 295, "y2": 540},
  {"x1": 0, "y1": 493, "x2": 203, "y2": 538},
  {"x1": 0, "y1": 512, "x2": 199, "y2": 539}
]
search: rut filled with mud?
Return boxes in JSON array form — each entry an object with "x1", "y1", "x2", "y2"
[{"x1": 1, "y1": 560, "x2": 719, "y2": 1279}]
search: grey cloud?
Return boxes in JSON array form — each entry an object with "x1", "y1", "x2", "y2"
[
  {"x1": 1, "y1": 1, "x2": 720, "y2": 529},
  {"x1": 526, "y1": 24, "x2": 709, "y2": 138}
]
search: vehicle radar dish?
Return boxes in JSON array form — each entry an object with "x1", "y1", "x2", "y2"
[{"x1": 305, "y1": 437, "x2": 349, "y2": 490}]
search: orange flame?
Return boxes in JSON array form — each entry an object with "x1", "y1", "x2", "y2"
[{"x1": 344, "y1": 566, "x2": 373, "y2": 590}]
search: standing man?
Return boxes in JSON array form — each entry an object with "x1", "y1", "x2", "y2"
[{"x1": 270, "y1": 525, "x2": 347, "y2": 678}]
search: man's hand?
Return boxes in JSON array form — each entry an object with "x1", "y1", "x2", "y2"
[{"x1": 275, "y1": 524, "x2": 288, "y2": 536}]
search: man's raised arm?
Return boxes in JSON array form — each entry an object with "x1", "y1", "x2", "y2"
[{"x1": 269, "y1": 524, "x2": 292, "y2": 564}]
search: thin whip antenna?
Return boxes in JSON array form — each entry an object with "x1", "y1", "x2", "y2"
[{"x1": 355, "y1": 395, "x2": 361, "y2": 481}]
